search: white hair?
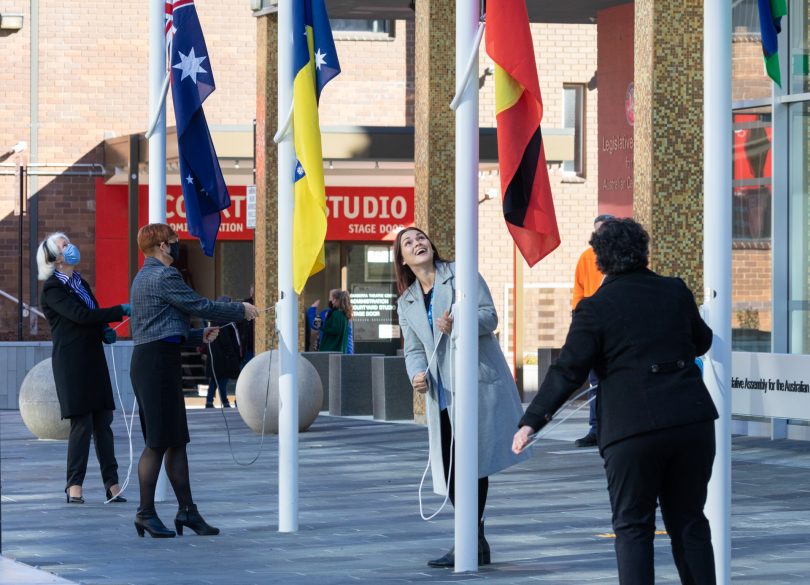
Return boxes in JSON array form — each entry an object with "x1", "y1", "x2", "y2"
[{"x1": 36, "y1": 232, "x2": 70, "y2": 280}]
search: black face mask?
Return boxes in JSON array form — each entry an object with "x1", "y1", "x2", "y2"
[
  {"x1": 328, "y1": 300, "x2": 335, "y2": 310},
  {"x1": 167, "y1": 242, "x2": 180, "y2": 263}
]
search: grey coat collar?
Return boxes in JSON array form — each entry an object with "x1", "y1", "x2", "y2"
[{"x1": 400, "y1": 262, "x2": 455, "y2": 354}]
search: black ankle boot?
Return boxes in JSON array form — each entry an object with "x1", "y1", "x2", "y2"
[
  {"x1": 175, "y1": 503, "x2": 220, "y2": 536},
  {"x1": 427, "y1": 522, "x2": 491, "y2": 568},
  {"x1": 134, "y1": 508, "x2": 175, "y2": 538},
  {"x1": 427, "y1": 546, "x2": 455, "y2": 568},
  {"x1": 478, "y1": 520, "x2": 491, "y2": 565}
]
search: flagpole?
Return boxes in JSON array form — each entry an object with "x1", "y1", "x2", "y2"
[
  {"x1": 453, "y1": 0, "x2": 480, "y2": 573},
  {"x1": 149, "y1": 0, "x2": 167, "y2": 223},
  {"x1": 703, "y1": 2, "x2": 732, "y2": 584},
  {"x1": 149, "y1": 0, "x2": 169, "y2": 503},
  {"x1": 277, "y1": 0, "x2": 299, "y2": 533}
]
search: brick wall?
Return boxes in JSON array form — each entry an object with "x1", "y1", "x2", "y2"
[{"x1": 0, "y1": 1, "x2": 256, "y2": 339}]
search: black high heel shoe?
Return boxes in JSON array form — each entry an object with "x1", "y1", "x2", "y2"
[
  {"x1": 134, "y1": 509, "x2": 176, "y2": 538},
  {"x1": 65, "y1": 487, "x2": 84, "y2": 504},
  {"x1": 106, "y1": 489, "x2": 127, "y2": 503},
  {"x1": 427, "y1": 521, "x2": 491, "y2": 568},
  {"x1": 174, "y1": 504, "x2": 220, "y2": 536}
]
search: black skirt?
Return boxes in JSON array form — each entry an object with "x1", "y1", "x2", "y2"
[{"x1": 130, "y1": 341, "x2": 190, "y2": 448}]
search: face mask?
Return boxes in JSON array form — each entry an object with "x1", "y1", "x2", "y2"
[
  {"x1": 62, "y1": 244, "x2": 81, "y2": 265},
  {"x1": 167, "y1": 241, "x2": 180, "y2": 263},
  {"x1": 328, "y1": 300, "x2": 335, "y2": 310}
]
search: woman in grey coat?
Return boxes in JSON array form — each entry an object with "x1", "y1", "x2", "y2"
[{"x1": 394, "y1": 227, "x2": 527, "y2": 568}]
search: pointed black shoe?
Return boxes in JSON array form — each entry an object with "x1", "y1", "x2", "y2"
[
  {"x1": 427, "y1": 522, "x2": 491, "y2": 568},
  {"x1": 174, "y1": 504, "x2": 220, "y2": 536},
  {"x1": 134, "y1": 508, "x2": 176, "y2": 538},
  {"x1": 106, "y1": 489, "x2": 127, "y2": 503},
  {"x1": 427, "y1": 546, "x2": 455, "y2": 568},
  {"x1": 66, "y1": 494, "x2": 84, "y2": 504}
]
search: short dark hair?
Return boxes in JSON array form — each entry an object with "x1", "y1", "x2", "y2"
[
  {"x1": 137, "y1": 223, "x2": 177, "y2": 253},
  {"x1": 589, "y1": 218, "x2": 649, "y2": 275}
]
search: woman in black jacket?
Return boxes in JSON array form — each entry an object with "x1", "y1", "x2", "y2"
[
  {"x1": 37, "y1": 232, "x2": 131, "y2": 504},
  {"x1": 513, "y1": 219, "x2": 718, "y2": 585}
]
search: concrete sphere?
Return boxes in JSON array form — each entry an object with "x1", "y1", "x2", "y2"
[
  {"x1": 235, "y1": 350, "x2": 323, "y2": 434},
  {"x1": 19, "y1": 358, "x2": 70, "y2": 440}
]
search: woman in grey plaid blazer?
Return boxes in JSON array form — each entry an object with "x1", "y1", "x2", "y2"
[{"x1": 129, "y1": 224, "x2": 259, "y2": 538}]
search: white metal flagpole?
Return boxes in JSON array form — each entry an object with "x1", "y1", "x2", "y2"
[
  {"x1": 453, "y1": 0, "x2": 479, "y2": 572},
  {"x1": 150, "y1": 0, "x2": 169, "y2": 503},
  {"x1": 277, "y1": 0, "x2": 299, "y2": 533},
  {"x1": 149, "y1": 0, "x2": 167, "y2": 223},
  {"x1": 703, "y1": 2, "x2": 732, "y2": 584}
]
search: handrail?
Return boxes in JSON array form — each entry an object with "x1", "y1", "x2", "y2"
[{"x1": 0, "y1": 289, "x2": 46, "y2": 319}]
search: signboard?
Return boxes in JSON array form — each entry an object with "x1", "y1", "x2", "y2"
[
  {"x1": 164, "y1": 185, "x2": 250, "y2": 240},
  {"x1": 731, "y1": 352, "x2": 810, "y2": 420},
  {"x1": 246, "y1": 185, "x2": 256, "y2": 229},
  {"x1": 350, "y1": 284, "x2": 399, "y2": 340},
  {"x1": 325, "y1": 186, "x2": 414, "y2": 241}
]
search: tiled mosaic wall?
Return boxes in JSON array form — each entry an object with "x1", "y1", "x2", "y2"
[{"x1": 633, "y1": 0, "x2": 704, "y2": 297}]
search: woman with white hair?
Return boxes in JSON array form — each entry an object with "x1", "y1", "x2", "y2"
[{"x1": 38, "y1": 232, "x2": 131, "y2": 504}]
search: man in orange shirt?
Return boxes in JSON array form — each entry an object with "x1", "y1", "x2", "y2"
[{"x1": 571, "y1": 214, "x2": 614, "y2": 447}]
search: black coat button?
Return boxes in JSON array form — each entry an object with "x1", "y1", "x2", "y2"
[{"x1": 651, "y1": 365, "x2": 659, "y2": 373}]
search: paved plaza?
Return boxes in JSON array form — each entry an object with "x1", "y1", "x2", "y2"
[{"x1": 1, "y1": 405, "x2": 809, "y2": 584}]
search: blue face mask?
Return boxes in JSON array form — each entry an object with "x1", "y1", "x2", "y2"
[{"x1": 62, "y1": 244, "x2": 81, "y2": 265}]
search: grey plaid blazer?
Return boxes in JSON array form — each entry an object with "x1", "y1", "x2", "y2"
[{"x1": 130, "y1": 257, "x2": 245, "y2": 346}]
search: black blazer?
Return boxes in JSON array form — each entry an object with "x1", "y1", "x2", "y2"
[
  {"x1": 521, "y1": 268, "x2": 718, "y2": 451},
  {"x1": 41, "y1": 274, "x2": 125, "y2": 418}
]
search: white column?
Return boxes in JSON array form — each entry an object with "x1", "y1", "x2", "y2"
[
  {"x1": 703, "y1": 2, "x2": 732, "y2": 584},
  {"x1": 277, "y1": 0, "x2": 299, "y2": 533},
  {"x1": 148, "y1": 0, "x2": 167, "y2": 223},
  {"x1": 150, "y1": 0, "x2": 168, "y2": 502},
  {"x1": 453, "y1": 0, "x2": 479, "y2": 572}
]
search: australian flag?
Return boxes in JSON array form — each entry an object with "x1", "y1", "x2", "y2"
[{"x1": 168, "y1": 0, "x2": 229, "y2": 256}]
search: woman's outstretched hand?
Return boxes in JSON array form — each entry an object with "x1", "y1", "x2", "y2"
[
  {"x1": 412, "y1": 371, "x2": 428, "y2": 394},
  {"x1": 512, "y1": 425, "x2": 536, "y2": 454},
  {"x1": 437, "y1": 311, "x2": 453, "y2": 335}
]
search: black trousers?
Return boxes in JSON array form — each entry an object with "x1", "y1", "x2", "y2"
[
  {"x1": 439, "y1": 408, "x2": 488, "y2": 523},
  {"x1": 66, "y1": 410, "x2": 119, "y2": 491},
  {"x1": 602, "y1": 420, "x2": 716, "y2": 585}
]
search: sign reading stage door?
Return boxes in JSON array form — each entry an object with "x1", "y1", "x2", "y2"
[{"x1": 325, "y1": 186, "x2": 414, "y2": 241}]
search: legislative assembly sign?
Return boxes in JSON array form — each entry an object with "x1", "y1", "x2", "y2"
[{"x1": 731, "y1": 352, "x2": 810, "y2": 421}]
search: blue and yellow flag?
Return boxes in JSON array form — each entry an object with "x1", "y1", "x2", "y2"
[{"x1": 292, "y1": 0, "x2": 340, "y2": 293}]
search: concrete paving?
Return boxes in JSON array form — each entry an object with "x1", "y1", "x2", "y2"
[{"x1": 1, "y1": 404, "x2": 809, "y2": 584}]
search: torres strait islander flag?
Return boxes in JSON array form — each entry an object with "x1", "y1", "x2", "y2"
[{"x1": 485, "y1": 0, "x2": 560, "y2": 266}]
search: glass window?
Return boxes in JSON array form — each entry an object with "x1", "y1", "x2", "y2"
[
  {"x1": 789, "y1": 0, "x2": 810, "y2": 94},
  {"x1": 330, "y1": 19, "x2": 391, "y2": 35},
  {"x1": 732, "y1": 0, "x2": 760, "y2": 34},
  {"x1": 788, "y1": 101, "x2": 810, "y2": 353},
  {"x1": 733, "y1": 111, "x2": 772, "y2": 241},
  {"x1": 562, "y1": 84, "x2": 585, "y2": 176},
  {"x1": 732, "y1": 108, "x2": 773, "y2": 352}
]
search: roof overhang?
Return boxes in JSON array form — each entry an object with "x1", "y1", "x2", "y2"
[
  {"x1": 299, "y1": 0, "x2": 631, "y2": 24},
  {"x1": 103, "y1": 125, "x2": 573, "y2": 187}
]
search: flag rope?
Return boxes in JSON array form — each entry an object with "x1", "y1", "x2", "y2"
[{"x1": 449, "y1": 19, "x2": 486, "y2": 112}]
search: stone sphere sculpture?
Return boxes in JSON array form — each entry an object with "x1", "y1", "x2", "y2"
[
  {"x1": 19, "y1": 358, "x2": 70, "y2": 440},
  {"x1": 235, "y1": 350, "x2": 323, "y2": 434}
]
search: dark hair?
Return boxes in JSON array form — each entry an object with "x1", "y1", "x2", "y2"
[
  {"x1": 589, "y1": 218, "x2": 649, "y2": 275},
  {"x1": 393, "y1": 227, "x2": 446, "y2": 295}
]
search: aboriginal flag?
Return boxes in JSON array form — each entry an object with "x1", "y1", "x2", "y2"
[{"x1": 485, "y1": 0, "x2": 560, "y2": 266}]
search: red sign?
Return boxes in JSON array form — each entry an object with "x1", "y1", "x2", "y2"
[
  {"x1": 325, "y1": 186, "x2": 414, "y2": 241},
  {"x1": 164, "y1": 185, "x2": 250, "y2": 240}
]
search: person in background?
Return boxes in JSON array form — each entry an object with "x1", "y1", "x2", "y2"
[
  {"x1": 395, "y1": 227, "x2": 527, "y2": 568},
  {"x1": 513, "y1": 218, "x2": 717, "y2": 585},
  {"x1": 305, "y1": 299, "x2": 326, "y2": 351},
  {"x1": 204, "y1": 296, "x2": 242, "y2": 408},
  {"x1": 129, "y1": 223, "x2": 258, "y2": 538},
  {"x1": 318, "y1": 289, "x2": 353, "y2": 353},
  {"x1": 37, "y1": 232, "x2": 130, "y2": 505},
  {"x1": 570, "y1": 213, "x2": 614, "y2": 448}
]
